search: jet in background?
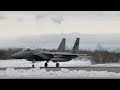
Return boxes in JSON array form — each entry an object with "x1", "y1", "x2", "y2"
[{"x1": 11, "y1": 38, "x2": 87, "y2": 67}]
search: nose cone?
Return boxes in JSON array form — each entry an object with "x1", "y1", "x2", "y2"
[
  {"x1": 10, "y1": 54, "x2": 17, "y2": 58},
  {"x1": 10, "y1": 51, "x2": 26, "y2": 59},
  {"x1": 10, "y1": 53, "x2": 22, "y2": 59}
]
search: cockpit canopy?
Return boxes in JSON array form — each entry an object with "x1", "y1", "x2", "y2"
[
  {"x1": 22, "y1": 48, "x2": 31, "y2": 51},
  {"x1": 26, "y1": 48, "x2": 31, "y2": 51}
]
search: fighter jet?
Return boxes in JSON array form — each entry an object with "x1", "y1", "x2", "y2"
[{"x1": 11, "y1": 38, "x2": 87, "y2": 67}]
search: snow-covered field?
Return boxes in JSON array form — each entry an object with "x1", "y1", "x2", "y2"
[
  {"x1": 0, "y1": 58, "x2": 120, "y2": 79},
  {"x1": 0, "y1": 68, "x2": 120, "y2": 79}
]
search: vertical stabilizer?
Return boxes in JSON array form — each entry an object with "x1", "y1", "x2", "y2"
[
  {"x1": 57, "y1": 38, "x2": 66, "y2": 52},
  {"x1": 72, "y1": 38, "x2": 80, "y2": 53}
]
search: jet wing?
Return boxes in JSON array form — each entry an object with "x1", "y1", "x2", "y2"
[
  {"x1": 33, "y1": 53, "x2": 53, "y2": 60},
  {"x1": 53, "y1": 53, "x2": 87, "y2": 57},
  {"x1": 38, "y1": 52, "x2": 86, "y2": 57}
]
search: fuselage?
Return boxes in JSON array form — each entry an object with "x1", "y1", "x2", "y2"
[{"x1": 10, "y1": 49, "x2": 82, "y2": 62}]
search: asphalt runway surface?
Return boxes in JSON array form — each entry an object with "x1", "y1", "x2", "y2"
[{"x1": 0, "y1": 67, "x2": 120, "y2": 73}]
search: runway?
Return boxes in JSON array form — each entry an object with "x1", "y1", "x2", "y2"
[
  {"x1": 41, "y1": 67, "x2": 120, "y2": 73},
  {"x1": 0, "y1": 67, "x2": 120, "y2": 73}
]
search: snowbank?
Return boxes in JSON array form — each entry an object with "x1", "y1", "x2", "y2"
[{"x1": 0, "y1": 68, "x2": 120, "y2": 79}]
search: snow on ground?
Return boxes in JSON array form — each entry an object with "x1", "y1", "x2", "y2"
[
  {"x1": 0, "y1": 68, "x2": 120, "y2": 79},
  {"x1": 0, "y1": 58, "x2": 120, "y2": 78}
]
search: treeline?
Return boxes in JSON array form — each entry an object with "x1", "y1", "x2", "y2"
[
  {"x1": 0, "y1": 48, "x2": 120, "y2": 64},
  {"x1": 0, "y1": 48, "x2": 23, "y2": 59},
  {"x1": 90, "y1": 50, "x2": 120, "y2": 64}
]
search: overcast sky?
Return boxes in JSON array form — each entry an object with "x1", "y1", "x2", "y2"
[{"x1": 0, "y1": 11, "x2": 120, "y2": 40}]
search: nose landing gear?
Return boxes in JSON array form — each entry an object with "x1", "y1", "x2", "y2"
[
  {"x1": 32, "y1": 64, "x2": 35, "y2": 68},
  {"x1": 32, "y1": 59, "x2": 35, "y2": 68}
]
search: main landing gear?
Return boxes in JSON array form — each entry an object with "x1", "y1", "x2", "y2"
[
  {"x1": 56, "y1": 63, "x2": 59, "y2": 67},
  {"x1": 45, "y1": 62, "x2": 48, "y2": 67},
  {"x1": 44, "y1": 62, "x2": 60, "y2": 67}
]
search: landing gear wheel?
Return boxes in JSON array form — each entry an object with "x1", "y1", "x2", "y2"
[
  {"x1": 56, "y1": 63, "x2": 59, "y2": 67},
  {"x1": 45, "y1": 63, "x2": 48, "y2": 67},
  {"x1": 32, "y1": 59, "x2": 35, "y2": 68},
  {"x1": 32, "y1": 64, "x2": 35, "y2": 68}
]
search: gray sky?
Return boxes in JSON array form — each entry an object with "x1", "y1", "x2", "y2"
[{"x1": 0, "y1": 11, "x2": 120, "y2": 40}]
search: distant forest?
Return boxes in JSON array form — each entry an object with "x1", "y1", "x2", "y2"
[{"x1": 0, "y1": 48, "x2": 120, "y2": 64}]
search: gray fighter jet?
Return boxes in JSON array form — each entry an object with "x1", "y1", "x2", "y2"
[{"x1": 11, "y1": 38, "x2": 87, "y2": 67}]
